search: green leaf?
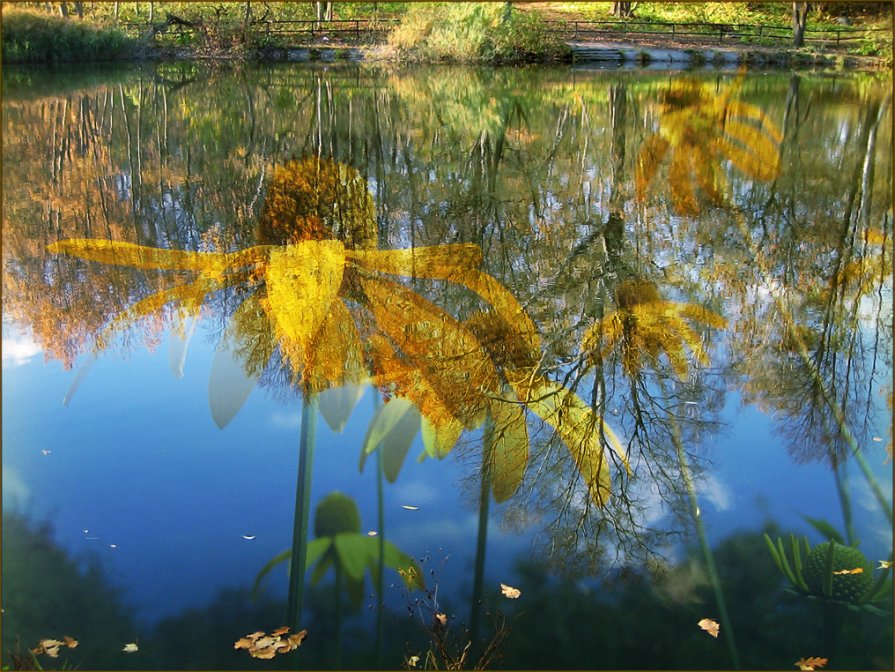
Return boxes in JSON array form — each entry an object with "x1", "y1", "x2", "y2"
[
  {"x1": 802, "y1": 516, "x2": 845, "y2": 545},
  {"x1": 318, "y1": 384, "x2": 366, "y2": 433},
  {"x1": 253, "y1": 538, "x2": 331, "y2": 597},
  {"x1": 310, "y1": 549, "x2": 335, "y2": 586},
  {"x1": 334, "y1": 533, "x2": 370, "y2": 582},
  {"x1": 345, "y1": 574, "x2": 366, "y2": 611},
  {"x1": 253, "y1": 548, "x2": 291, "y2": 598},
  {"x1": 382, "y1": 540, "x2": 425, "y2": 590}
]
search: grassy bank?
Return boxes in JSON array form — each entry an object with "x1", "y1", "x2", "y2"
[
  {"x1": 381, "y1": 3, "x2": 568, "y2": 63},
  {"x1": 2, "y1": 9, "x2": 138, "y2": 63}
]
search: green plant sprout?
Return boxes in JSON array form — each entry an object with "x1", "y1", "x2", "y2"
[{"x1": 763, "y1": 533, "x2": 892, "y2": 612}]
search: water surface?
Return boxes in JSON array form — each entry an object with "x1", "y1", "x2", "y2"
[{"x1": 2, "y1": 62, "x2": 892, "y2": 670}]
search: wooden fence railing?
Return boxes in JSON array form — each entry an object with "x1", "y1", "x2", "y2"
[
  {"x1": 120, "y1": 17, "x2": 399, "y2": 43},
  {"x1": 544, "y1": 19, "x2": 891, "y2": 48},
  {"x1": 118, "y1": 16, "x2": 890, "y2": 50}
]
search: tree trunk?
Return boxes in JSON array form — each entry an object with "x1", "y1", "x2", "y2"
[
  {"x1": 59, "y1": 2, "x2": 69, "y2": 17},
  {"x1": 242, "y1": 1, "x2": 252, "y2": 43},
  {"x1": 324, "y1": 1, "x2": 333, "y2": 22},
  {"x1": 74, "y1": 1, "x2": 83, "y2": 18},
  {"x1": 612, "y1": 2, "x2": 635, "y2": 18},
  {"x1": 793, "y1": 2, "x2": 809, "y2": 47},
  {"x1": 114, "y1": 1, "x2": 119, "y2": 22},
  {"x1": 148, "y1": 1, "x2": 154, "y2": 22}
]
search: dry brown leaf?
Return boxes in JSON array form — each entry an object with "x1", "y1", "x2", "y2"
[
  {"x1": 271, "y1": 626, "x2": 290, "y2": 636},
  {"x1": 500, "y1": 583, "x2": 522, "y2": 599},
  {"x1": 795, "y1": 656, "x2": 828, "y2": 670},
  {"x1": 63, "y1": 636, "x2": 79, "y2": 648},
  {"x1": 434, "y1": 613, "x2": 448, "y2": 626},
  {"x1": 233, "y1": 638, "x2": 255, "y2": 650},
  {"x1": 697, "y1": 618, "x2": 720, "y2": 638},
  {"x1": 288, "y1": 630, "x2": 308, "y2": 647}
]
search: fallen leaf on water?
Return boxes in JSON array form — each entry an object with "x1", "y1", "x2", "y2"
[
  {"x1": 63, "y1": 636, "x2": 79, "y2": 648},
  {"x1": 832, "y1": 568, "x2": 863, "y2": 575},
  {"x1": 795, "y1": 656, "x2": 828, "y2": 670},
  {"x1": 500, "y1": 583, "x2": 522, "y2": 599},
  {"x1": 408, "y1": 654, "x2": 420, "y2": 667},
  {"x1": 401, "y1": 505, "x2": 420, "y2": 511},
  {"x1": 32, "y1": 639, "x2": 65, "y2": 658},
  {"x1": 697, "y1": 618, "x2": 720, "y2": 638},
  {"x1": 235, "y1": 628, "x2": 307, "y2": 659},
  {"x1": 122, "y1": 642, "x2": 139, "y2": 653},
  {"x1": 878, "y1": 560, "x2": 892, "y2": 570},
  {"x1": 434, "y1": 613, "x2": 448, "y2": 626}
]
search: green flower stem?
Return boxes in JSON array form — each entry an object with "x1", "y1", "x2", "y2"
[
  {"x1": 664, "y1": 390, "x2": 740, "y2": 670},
  {"x1": 375, "y1": 395, "x2": 385, "y2": 669},
  {"x1": 287, "y1": 394, "x2": 319, "y2": 632},
  {"x1": 334, "y1": 563, "x2": 343, "y2": 669},
  {"x1": 469, "y1": 414, "x2": 494, "y2": 647}
]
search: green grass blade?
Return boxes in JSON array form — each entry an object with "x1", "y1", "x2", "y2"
[
  {"x1": 790, "y1": 534, "x2": 809, "y2": 592},
  {"x1": 253, "y1": 549, "x2": 291, "y2": 599},
  {"x1": 764, "y1": 533, "x2": 784, "y2": 574},
  {"x1": 776, "y1": 537, "x2": 798, "y2": 586}
]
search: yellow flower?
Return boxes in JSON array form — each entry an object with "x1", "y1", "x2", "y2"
[
  {"x1": 635, "y1": 77, "x2": 783, "y2": 215},
  {"x1": 581, "y1": 280, "x2": 727, "y2": 380}
]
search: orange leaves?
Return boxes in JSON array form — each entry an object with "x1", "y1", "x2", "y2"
[
  {"x1": 234, "y1": 628, "x2": 308, "y2": 659},
  {"x1": 697, "y1": 618, "x2": 720, "y2": 638},
  {"x1": 795, "y1": 656, "x2": 828, "y2": 670},
  {"x1": 31, "y1": 636, "x2": 78, "y2": 658}
]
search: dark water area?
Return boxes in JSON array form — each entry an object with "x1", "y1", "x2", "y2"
[{"x1": 2, "y1": 62, "x2": 892, "y2": 670}]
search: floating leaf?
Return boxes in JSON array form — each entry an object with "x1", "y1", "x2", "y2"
[
  {"x1": 500, "y1": 583, "x2": 521, "y2": 599},
  {"x1": 242, "y1": 535, "x2": 257, "y2": 540},
  {"x1": 434, "y1": 613, "x2": 448, "y2": 626},
  {"x1": 234, "y1": 628, "x2": 307, "y2": 659},
  {"x1": 795, "y1": 656, "x2": 828, "y2": 670},
  {"x1": 63, "y1": 636, "x2": 78, "y2": 648},
  {"x1": 697, "y1": 618, "x2": 720, "y2": 638},
  {"x1": 832, "y1": 568, "x2": 864, "y2": 575},
  {"x1": 401, "y1": 505, "x2": 420, "y2": 511},
  {"x1": 122, "y1": 642, "x2": 139, "y2": 653}
]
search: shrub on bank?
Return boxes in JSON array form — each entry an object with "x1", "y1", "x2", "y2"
[
  {"x1": 2, "y1": 9, "x2": 137, "y2": 63},
  {"x1": 386, "y1": 3, "x2": 567, "y2": 63}
]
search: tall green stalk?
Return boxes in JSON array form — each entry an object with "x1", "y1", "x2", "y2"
[
  {"x1": 287, "y1": 394, "x2": 319, "y2": 632},
  {"x1": 334, "y1": 563, "x2": 343, "y2": 669},
  {"x1": 469, "y1": 414, "x2": 494, "y2": 646},
  {"x1": 374, "y1": 403, "x2": 386, "y2": 669},
  {"x1": 663, "y1": 383, "x2": 741, "y2": 669}
]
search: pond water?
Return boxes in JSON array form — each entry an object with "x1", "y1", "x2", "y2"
[{"x1": 2, "y1": 62, "x2": 893, "y2": 670}]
